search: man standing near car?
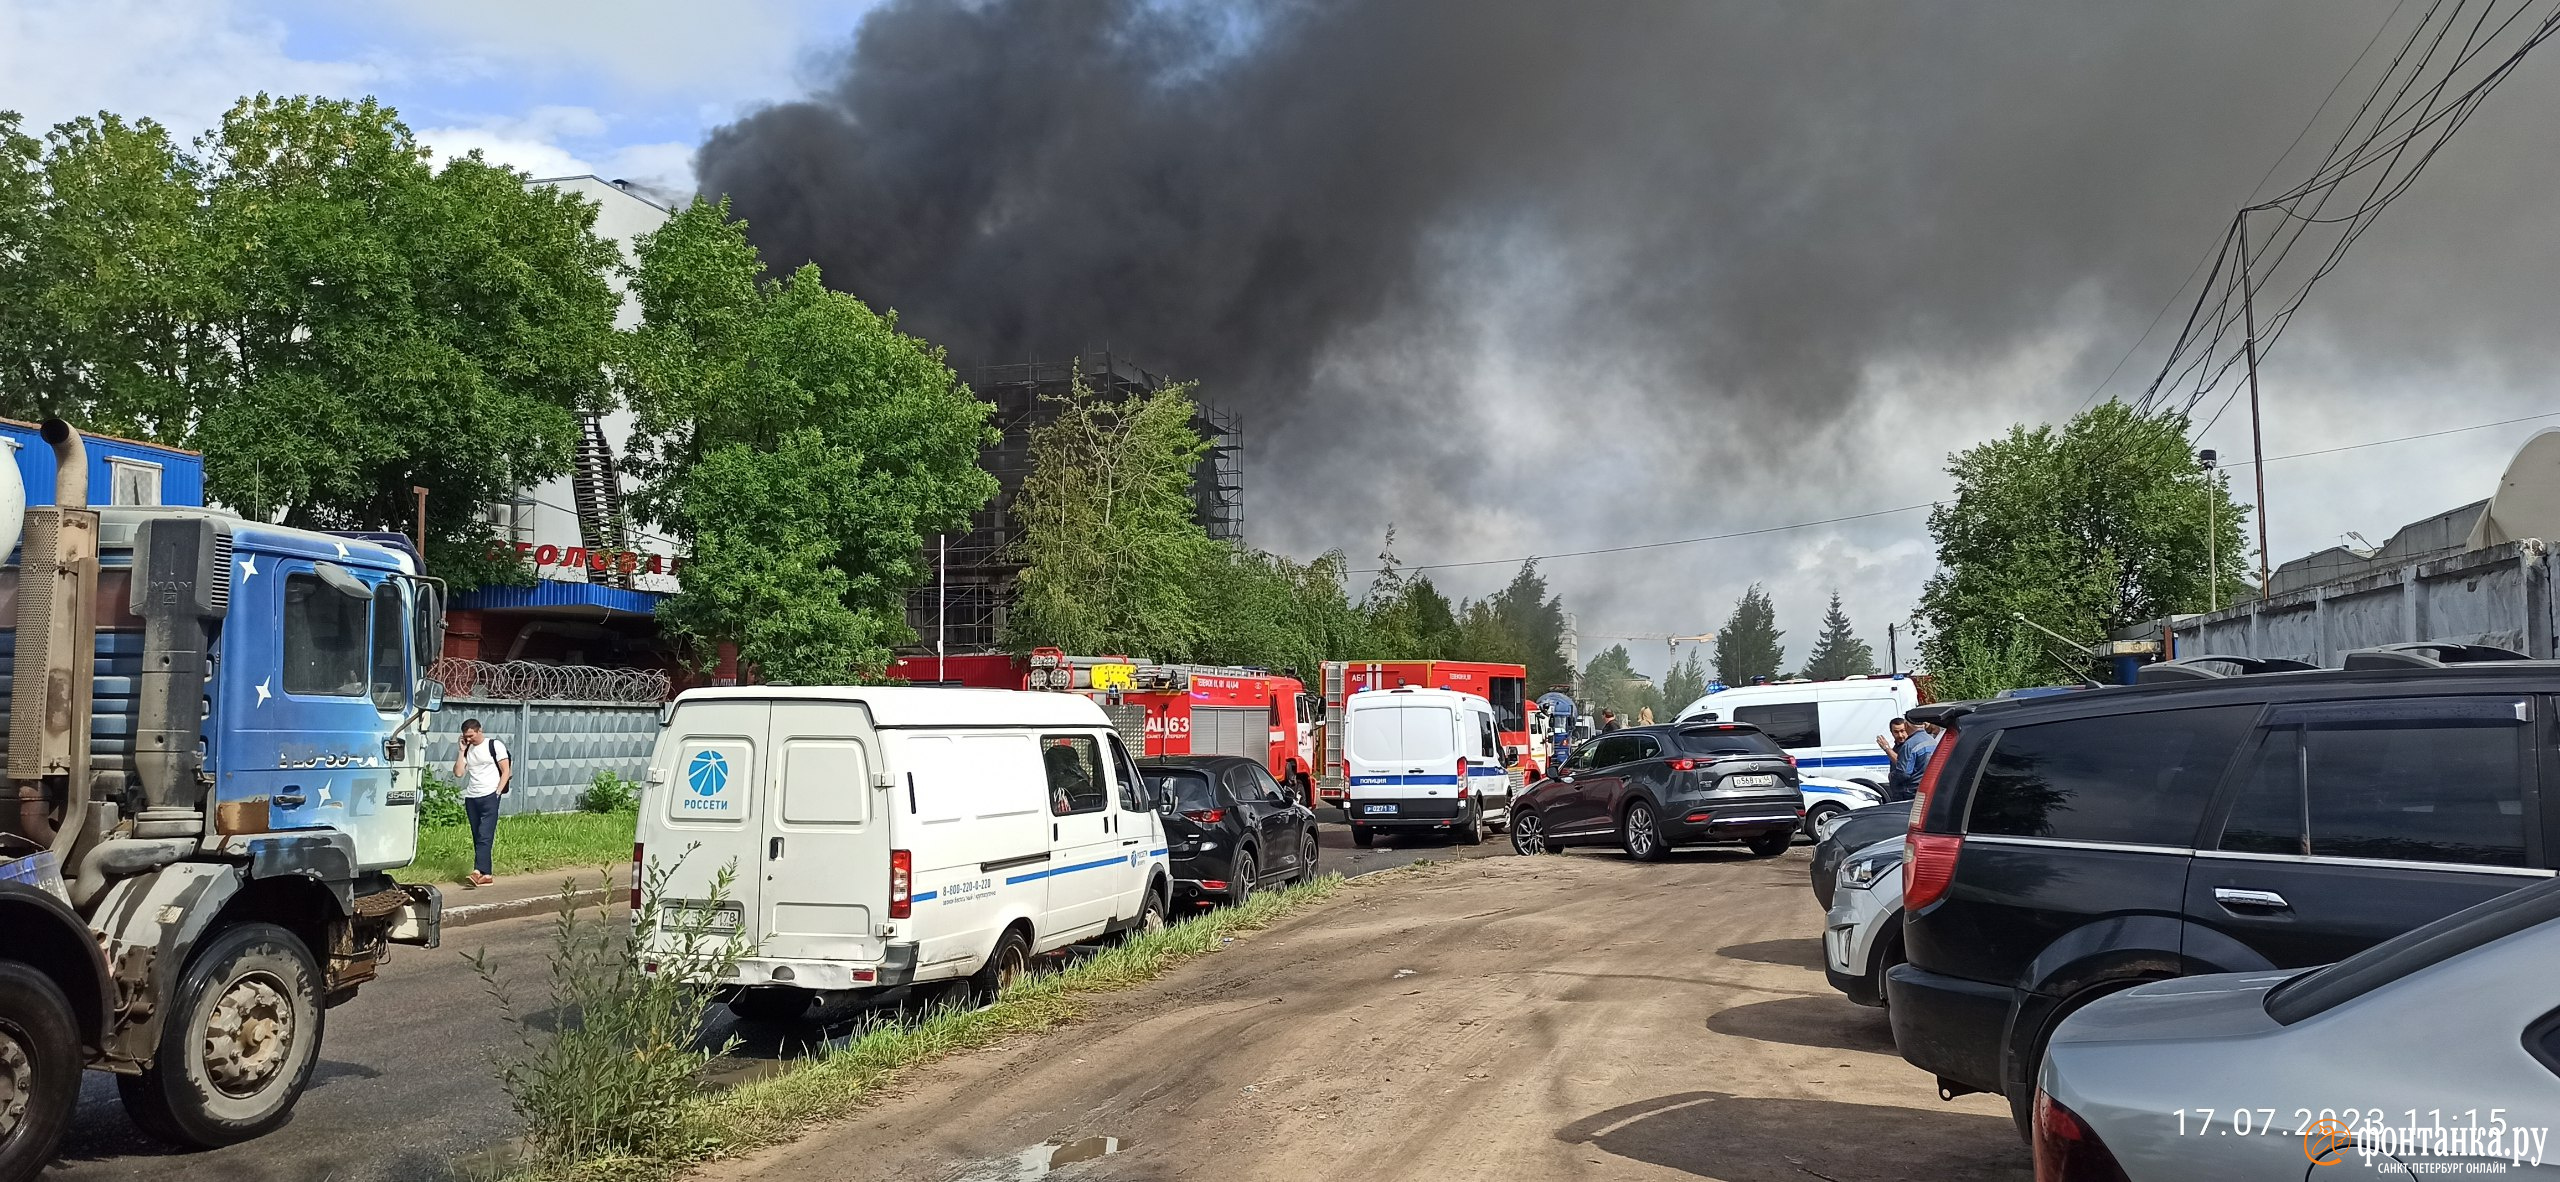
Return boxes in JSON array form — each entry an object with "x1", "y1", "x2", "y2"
[
  {"x1": 451, "y1": 719, "x2": 511, "y2": 887},
  {"x1": 1899, "y1": 717, "x2": 1941, "y2": 787},
  {"x1": 1876, "y1": 717, "x2": 1916, "y2": 801}
]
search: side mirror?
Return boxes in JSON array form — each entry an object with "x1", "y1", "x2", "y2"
[
  {"x1": 1501, "y1": 750, "x2": 1519, "y2": 769},
  {"x1": 420, "y1": 680, "x2": 446, "y2": 713}
]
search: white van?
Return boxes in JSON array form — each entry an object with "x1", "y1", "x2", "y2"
[
  {"x1": 636, "y1": 686, "x2": 1170, "y2": 1021},
  {"x1": 1673, "y1": 676, "x2": 1921, "y2": 787},
  {"x1": 1341, "y1": 687, "x2": 1511, "y2": 848}
]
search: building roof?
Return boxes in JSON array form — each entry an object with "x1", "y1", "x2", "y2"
[{"x1": 670, "y1": 685, "x2": 1112, "y2": 729}]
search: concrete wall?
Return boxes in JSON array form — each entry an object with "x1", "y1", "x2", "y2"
[
  {"x1": 425, "y1": 696, "x2": 661, "y2": 815},
  {"x1": 2179, "y1": 539, "x2": 2555, "y2": 665}
]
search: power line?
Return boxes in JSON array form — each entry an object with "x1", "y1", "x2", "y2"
[{"x1": 2214, "y1": 408, "x2": 2560, "y2": 468}]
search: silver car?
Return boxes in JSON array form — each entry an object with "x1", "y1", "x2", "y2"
[
  {"x1": 2035, "y1": 876, "x2": 2560, "y2": 1180},
  {"x1": 1821, "y1": 838, "x2": 1901, "y2": 1007}
]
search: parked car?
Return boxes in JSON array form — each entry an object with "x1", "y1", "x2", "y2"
[
  {"x1": 1887, "y1": 657, "x2": 2560, "y2": 1138},
  {"x1": 2034, "y1": 876, "x2": 2560, "y2": 1180},
  {"x1": 1798, "y1": 775, "x2": 1884, "y2": 839},
  {"x1": 1138, "y1": 755, "x2": 1322, "y2": 908},
  {"x1": 1674, "y1": 675, "x2": 1921, "y2": 786},
  {"x1": 1810, "y1": 802, "x2": 1911, "y2": 910},
  {"x1": 1341, "y1": 686, "x2": 1513, "y2": 846},
  {"x1": 1507, "y1": 723, "x2": 1802, "y2": 859},
  {"x1": 639, "y1": 687, "x2": 1173, "y2": 1024},
  {"x1": 1821, "y1": 838, "x2": 1904, "y2": 1008}
]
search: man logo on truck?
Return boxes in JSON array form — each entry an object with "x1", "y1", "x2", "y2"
[{"x1": 687, "y1": 750, "x2": 730, "y2": 798}]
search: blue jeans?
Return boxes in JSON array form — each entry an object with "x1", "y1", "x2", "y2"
[{"x1": 464, "y1": 793, "x2": 502, "y2": 877}]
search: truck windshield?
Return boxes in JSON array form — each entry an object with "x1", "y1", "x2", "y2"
[{"x1": 1350, "y1": 704, "x2": 1455, "y2": 764}]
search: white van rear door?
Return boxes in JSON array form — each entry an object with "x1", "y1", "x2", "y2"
[
  {"x1": 648, "y1": 698, "x2": 767, "y2": 949},
  {"x1": 761, "y1": 699, "x2": 890, "y2": 964},
  {"x1": 1348, "y1": 701, "x2": 1458, "y2": 800}
]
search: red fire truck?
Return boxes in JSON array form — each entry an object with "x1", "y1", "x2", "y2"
[
  {"x1": 885, "y1": 650, "x2": 1323, "y2": 801},
  {"x1": 1313, "y1": 660, "x2": 1536, "y2": 804}
]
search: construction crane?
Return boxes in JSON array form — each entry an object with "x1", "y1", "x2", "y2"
[{"x1": 1587, "y1": 631, "x2": 1718, "y2": 664}]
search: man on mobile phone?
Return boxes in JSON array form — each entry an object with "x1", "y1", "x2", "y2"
[{"x1": 451, "y1": 719, "x2": 511, "y2": 886}]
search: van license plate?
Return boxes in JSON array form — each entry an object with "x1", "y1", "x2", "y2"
[
  {"x1": 1731, "y1": 774, "x2": 1779, "y2": 788},
  {"x1": 664, "y1": 905, "x2": 742, "y2": 934},
  {"x1": 1362, "y1": 804, "x2": 1397, "y2": 815}
]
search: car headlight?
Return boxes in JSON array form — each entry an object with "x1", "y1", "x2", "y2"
[{"x1": 1841, "y1": 848, "x2": 1902, "y2": 890}]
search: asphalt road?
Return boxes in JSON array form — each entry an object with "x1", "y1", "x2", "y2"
[{"x1": 42, "y1": 819, "x2": 1510, "y2": 1182}]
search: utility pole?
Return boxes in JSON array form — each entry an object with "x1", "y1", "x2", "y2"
[
  {"x1": 410, "y1": 485, "x2": 428, "y2": 568},
  {"x1": 2237, "y1": 211, "x2": 2272, "y2": 599},
  {"x1": 2198, "y1": 449, "x2": 2219, "y2": 612},
  {"x1": 1886, "y1": 623, "x2": 1898, "y2": 675},
  {"x1": 935, "y1": 533, "x2": 947, "y2": 682}
]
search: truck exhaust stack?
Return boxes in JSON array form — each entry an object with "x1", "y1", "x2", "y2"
[{"x1": 7, "y1": 419, "x2": 98, "y2": 855}]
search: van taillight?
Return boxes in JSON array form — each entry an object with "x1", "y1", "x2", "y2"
[
  {"x1": 889, "y1": 849, "x2": 913, "y2": 919},
  {"x1": 2033, "y1": 1090, "x2": 2133, "y2": 1182},
  {"x1": 629, "y1": 843, "x2": 644, "y2": 912},
  {"x1": 1902, "y1": 731, "x2": 1963, "y2": 911},
  {"x1": 1455, "y1": 759, "x2": 1469, "y2": 800}
]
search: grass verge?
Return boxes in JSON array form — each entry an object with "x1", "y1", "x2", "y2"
[
  {"x1": 397, "y1": 811, "x2": 637, "y2": 886},
  {"x1": 516, "y1": 873, "x2": 1346, "y2": 1182}
]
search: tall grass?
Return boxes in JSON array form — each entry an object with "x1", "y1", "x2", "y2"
[{"x1": 510, "y1": 875, "x2": 1345, "y2": 1182}]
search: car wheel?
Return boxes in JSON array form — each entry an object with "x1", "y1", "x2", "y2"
[
  {"x1": 117, "y1": 922, "x2": 324, "y2": 1148},
  {"x1": 1289, "y1": 833, "x2": 1319, "y2": 884},
  {"x1": 1455, "y1": 808, "x2": 1484, "y2": 846},
  {"x1": 1136, "y1": 882, "x2": 1170, "y2": 936},
  {"x1": 1509, "y1": 811, "x2": 1549, "y2": 856},
  {"x1": 1620, "y1": 800, "x2": 1664, "y2": 862},
  {"x1": 1228, "y1": 851, "x2": 1256, "y2": 908},
  {"x1": 1746, "y1": 831, "x2": 1791, "y2": 857},
  {"x1": 1804, "y1": 802, "x2": 1846, "y2": 840},
  {"x1": 964, "y1": 927, "x2": 1034, "y2": 1004},
  {"x1": 0, "y1": 962, "x2": 82, "y2": 1182},
  {"x1": 726, "y1": 986, "x2": 814, "y2": 1025},
  {"x1": 1351, "y1": 826, "x2": 1375, "y2": 849}
]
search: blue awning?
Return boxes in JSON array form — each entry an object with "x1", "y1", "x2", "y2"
[{"x1": 453, "y1": 580, "x2": 665, "y2": 616}]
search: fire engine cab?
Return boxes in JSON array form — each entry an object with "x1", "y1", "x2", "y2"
[{"x1": 886, "y1": 650, "x2": 1322, "y2": 803}]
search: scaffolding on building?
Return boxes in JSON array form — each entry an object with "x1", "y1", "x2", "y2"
[{"x1": 907, "y1": 352, "x2": 1243, "y2": 653}]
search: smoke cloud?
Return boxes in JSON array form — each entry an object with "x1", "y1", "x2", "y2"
[{"x1": 697, "y1": 0, "x2": 2560, "y2": 672}]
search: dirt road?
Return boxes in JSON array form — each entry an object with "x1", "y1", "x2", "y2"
[{"x1": 705, "y1": 846, "x2": 2028, "y2": 1182}]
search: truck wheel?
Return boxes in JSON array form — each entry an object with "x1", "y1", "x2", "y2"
[
  {"x1": 0, "y1": 962, "x2": 83, "y2": 1182},
  {"x1": 1454, "y1": 809, "x2": 1484, "y2": 846},
  {"x1": 1351, "y1": 826, "x2": 1375, "y2": 849},
  {"x1": 118, "y1": 922, "x2": 324, "y2": 1148}
]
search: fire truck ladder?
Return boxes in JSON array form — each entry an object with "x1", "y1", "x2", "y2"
[
  {"x1": 1318, "y1": 663, "x2": 1349, "y2": 793},
  {"x1": 570, "y1": 413, "x2": 631, "y2": 587}
]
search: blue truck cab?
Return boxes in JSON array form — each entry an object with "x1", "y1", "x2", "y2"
[{"x1": 0, "y1": 421, "x2": 444, "y2": 1172}]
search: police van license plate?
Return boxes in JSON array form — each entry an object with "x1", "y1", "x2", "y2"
[
  {"x1": 1363, "y1": 803, "x2": 1397, "y2": 815},
  {"x1": 1731, "y1": 774, "x2": 1780, "y2": 788}
]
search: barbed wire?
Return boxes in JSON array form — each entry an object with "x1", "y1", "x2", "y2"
[{"x1": 429, "y1": 658, "x2": 671, "y2": 704}]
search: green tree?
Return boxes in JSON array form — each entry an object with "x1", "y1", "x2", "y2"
[
  {"x1": 1484, "y1": 560, "x2": 1574, "y2": 692},
  {"x1": 1661, "y1": 648, "x2": 1708, "y2": 714},
  {"x1": 1800, "y1": 591, "x2": 1879, "y2": 681},
  {"x1": 1191, "y1": 545, "x2": 1373, "y2": 678},
  {"x1": 1923, "y1": 622, "x2": 2052, "y2": 701},
  {"x1": 623, "y1": 198, "x2": 996, "y2": 679},
  {"x1": 1714, "y1": 583, "x2": 1786, "y2": 685},
  {"x1": 1918, "y1": 401, "x2": 2246, "y2": 679},
  {"x1": 1006, "y1": 374, "x2": 1220, "y2": 659},
  {"x1": 1581, "y1": 643, "x2": 1665, "y2": 722}
]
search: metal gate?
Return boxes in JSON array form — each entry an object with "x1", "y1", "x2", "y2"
[{"x1": 1191, "y1": 707, "x2": 1262, "y2": 759}]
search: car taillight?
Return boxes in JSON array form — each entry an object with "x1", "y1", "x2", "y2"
[
  {"x1": 1667, "y1": 757, "x2": 1699, "y2": 771},
  {"x1": 1907, "y1": 730, "x2": 1959, "y2": 830},
  {"x1": 1784, "y1": 753, "x2": 1797, "y2": 767},
  {"x1": 629, "y1": 842, "x2": 644, "y2": 912},
  {"x1": 1182, "y1": 808, "x2": 1226, "y2": 824},
  {"x1": 2033, "y1": 1090, "x2": 2132, "y2": 1182},
  {"x1": 889, "y1": 849, "x2": 912, "y2": 919}
]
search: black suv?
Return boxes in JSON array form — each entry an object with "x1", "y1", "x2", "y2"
[
  {"x1": 1138, "y1": 755, "x2": 1321, "y2": 908},
  {"x1": 1886, "y1": 657, "x2": 2560, "y2": 1136},
  {"x1": 1508, "y1": 723, "x2": 1804, "y2": 859}
]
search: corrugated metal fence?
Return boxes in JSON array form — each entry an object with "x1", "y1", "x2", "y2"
[{"x1": 425, "y1": 698, "x2": 662, "y2": 815}]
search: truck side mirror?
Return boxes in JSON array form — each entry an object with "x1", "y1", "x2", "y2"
[{"x1": 421, "y1": 680, "x2": 446, "y2": 713}]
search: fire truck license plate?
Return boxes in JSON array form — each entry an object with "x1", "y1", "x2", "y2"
[
  {"x1": 1731, "y1": 774, "x2": 1779, "y2": 788},
  {"x1": 1363, "y1": 804, "x2": 1397, "y2": 815}
]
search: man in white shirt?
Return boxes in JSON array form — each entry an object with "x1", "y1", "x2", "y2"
[{"x1": 450, "y1": 718, "x2": 512, "y2": 886}]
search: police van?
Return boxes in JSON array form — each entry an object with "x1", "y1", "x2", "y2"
[
  {"x1": 636, "y1": 686, "x2": 1171, "y2": 1022},
  {"x1": 1674, "y1": 676, "x2": 1921, "y2": 784},
  {"x1": 1340, "y1": 687, "x2": 1513, "y2": 847}
]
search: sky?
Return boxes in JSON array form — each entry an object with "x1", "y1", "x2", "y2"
[{"x1": 5, "y1": 1, "x2": 2558, "y2": 691}]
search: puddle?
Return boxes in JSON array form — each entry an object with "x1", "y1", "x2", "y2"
[{"x1": 956, "y1": 1136, "x2": 1129, "y2": 1180}]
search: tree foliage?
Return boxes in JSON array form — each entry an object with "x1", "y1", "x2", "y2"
[
  {"x1": 0, "y1": 96, "x2": 625, "y2": 587},
  {"x1": 1006, "y1": 374, "x2": 1221, "y2": 658},
  {"x1": 1661, "y1": 648, "x2": 1709, "y2": 715},
  {"x1": 623, "y1": 198, "x2": 996, "y2": 681},
  {"x1": 1581, "y1": 644, "x2": 1666, "y2": 721},
  {"x1": 1918, "y1": 401, "x2": 2247, "y2": 681},
  {"x1": 1800, "y1": 591, "x2": 1879, "y2": 681},
  {"x1": 1714, "y1": 583, "x2": 1786, "y2": 685}
]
